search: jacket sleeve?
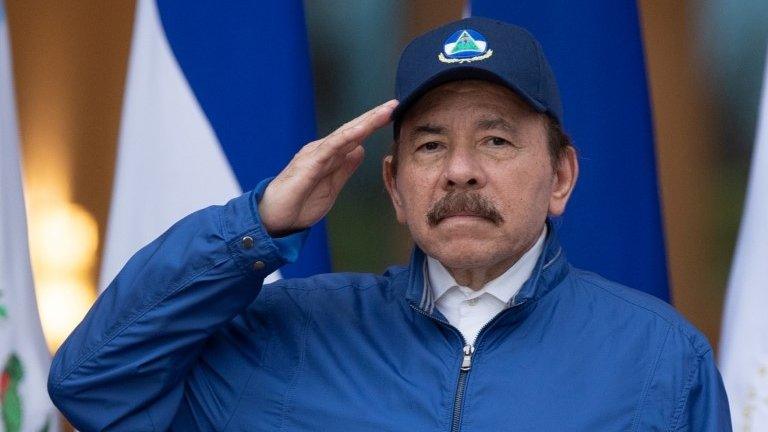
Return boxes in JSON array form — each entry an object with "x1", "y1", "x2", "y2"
[
  {"x1": 672, "y1": 349, "x2": 733, "y2": 431},
  {"x1": 48, "y1": 179, "x2": 307, "y2": 432}
]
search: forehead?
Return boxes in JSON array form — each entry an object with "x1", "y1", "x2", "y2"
[{"x1": 400, "y1": 80, "x2": 538, "y2": 129}]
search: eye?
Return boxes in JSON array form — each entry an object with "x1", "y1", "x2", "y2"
[
  {"x1": 487, "y1": 136, "x2": 511, "y2": 147},
  {"x1": 416, "y1": 141, "x2": 443, "y2": 152}
]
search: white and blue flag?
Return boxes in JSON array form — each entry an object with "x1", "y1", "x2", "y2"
[
  {"x1": 719, "y1": 45, "x2": 768, "y2": 431},
  {"x1": 100, "y1": 0, "x2": 330, "y2": 289}
]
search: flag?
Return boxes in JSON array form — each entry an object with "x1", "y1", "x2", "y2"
[
  {"x1": 719, "y1": 47, "x2": 768, "y2": 431},
  {"x1": 471, "y1": 1, "x2": 669, "y2": 300},
  {"x1": 0, "y1": 1, "x2": 59, "y2": 430},
  {"x1": 99, "y1": 0, "x2": 331, "y2": 289}
]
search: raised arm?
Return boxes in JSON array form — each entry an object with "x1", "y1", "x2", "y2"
[{"x1": 48, "y1": 100, "x2": 397, "y2": 431}]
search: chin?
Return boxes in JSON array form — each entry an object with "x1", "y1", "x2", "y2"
[{"x1": 419, "y1": 236, "x2": 507, "y2": 270}]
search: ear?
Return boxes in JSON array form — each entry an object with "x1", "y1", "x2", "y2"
[
  {"x1": 548, "y1": 146, "x2": 579, "y2": 216},
  {"x1": 382, "y1": 154, "x2": 407, "y2": 224}
]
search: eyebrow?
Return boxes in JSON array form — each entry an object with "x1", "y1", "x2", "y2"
[
  {"x1": 406, "y1": 117, "x2": 517, "y2": 141},
  {"x1": 409, "y1": 123, "x2": 447, "y2": 139},
  {"x1": 477, "y1": 117, "x2": 517, "y2": 133}
]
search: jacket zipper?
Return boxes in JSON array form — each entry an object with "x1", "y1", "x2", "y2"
[
  {"x1": 451, "y1": 344, "x2": 474, "y2": 432},
  {"x1": 410, "y1": 301, "x2": 526, "y2": 432},
  {"x1": 451, "y1": 313, "x2": 503, "y2": 432}
]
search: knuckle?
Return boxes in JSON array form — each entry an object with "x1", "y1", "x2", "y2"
[{"x1": 299, "y1": 141, "x2": 319, "y2": 154}]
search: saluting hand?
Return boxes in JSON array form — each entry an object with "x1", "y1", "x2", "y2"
[{"x1": 259, "y1": 100, "x2": 399, "y2": 236}]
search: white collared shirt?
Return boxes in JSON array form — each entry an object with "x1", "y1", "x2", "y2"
[{"x1": 427, "y1": 227, "x2": 547, "y2": 345}]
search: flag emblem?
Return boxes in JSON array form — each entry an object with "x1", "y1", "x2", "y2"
[{"x1": 439, "y1": 29, "x2": 493, "y2": 64}]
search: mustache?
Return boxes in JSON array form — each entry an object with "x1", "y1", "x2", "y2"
[{"x1": 426, "y1": 192, "x2": 504, "y2": 226}]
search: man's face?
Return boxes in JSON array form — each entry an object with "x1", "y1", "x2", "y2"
[{"x1": 384, "y1": 80, "x2": 577, "y2": 272}]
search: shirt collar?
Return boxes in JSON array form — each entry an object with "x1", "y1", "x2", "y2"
[{"x1": 427, "y1": 225, "x2": 548, "y2": 305}]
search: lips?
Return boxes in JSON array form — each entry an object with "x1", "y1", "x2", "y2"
[{"x1": 441, "y1": 212, "x2": 489, "y2": 221}]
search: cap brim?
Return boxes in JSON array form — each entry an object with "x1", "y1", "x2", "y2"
[{"x1": 392, "y1": 66, "x2": 549, "y2": 122}]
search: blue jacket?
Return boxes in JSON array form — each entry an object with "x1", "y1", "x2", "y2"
[{"x1": 49, "y1": 184, "x2": 732, "y2": 431}]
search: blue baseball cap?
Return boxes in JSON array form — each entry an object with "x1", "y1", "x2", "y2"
[{"x1": 393, "y1": 17, "x2": 563, "y2": 125}]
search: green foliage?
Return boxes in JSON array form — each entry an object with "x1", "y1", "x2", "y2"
[
  {"x1": 2, "y1": 387, "x2": 21, "y2": 432},
  {"x1": 4, "y1": 354, "x2": 23, "y2": 382},
  {"x1": 1, "y1": 353, "x2": 24, "y2": 432}
]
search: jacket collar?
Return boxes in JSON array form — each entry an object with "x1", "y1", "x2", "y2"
[{"x1": 405, "y1": 219, "x2": 568, "y2": 313}]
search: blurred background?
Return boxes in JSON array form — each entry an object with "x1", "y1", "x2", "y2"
[{"x1": 4, "y1": 0, "x2": 767, "y2": 363}]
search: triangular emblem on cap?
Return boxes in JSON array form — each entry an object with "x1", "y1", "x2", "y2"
[
  {"x1": 452, "y1": 30, "x2": 481, "y2": 54},
  {"x1": 439, "y1": 28, "x2": 493, "y2": 64}
]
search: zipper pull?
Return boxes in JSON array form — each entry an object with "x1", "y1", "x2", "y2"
[{"x1": 460, "y1": 345, "x2": 475, "y2": 371}]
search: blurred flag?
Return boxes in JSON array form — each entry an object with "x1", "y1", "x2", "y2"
[
  {"x1": 471, "y1": 1, "x2": 669, "y2": 300},
  {"x1": 99, "y1": 0, "x2": 330, "y2": 289},
  {"x1": 719, "y1": 48, "x2": 768, "y2": 430},
  {"x1": 0, "y1": 2, "x2": 59, "y2": 430}
]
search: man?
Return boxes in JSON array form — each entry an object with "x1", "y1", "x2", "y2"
[{"x1": 49, "y1": 17, "x2": 731, "y2": 431}]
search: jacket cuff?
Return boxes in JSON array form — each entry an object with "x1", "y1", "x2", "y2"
[{"x1": 221, "y1": 177, "x2": 310, "y2": 276}]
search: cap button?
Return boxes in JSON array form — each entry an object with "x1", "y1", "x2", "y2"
[{"x1": 241, "y1": 236, "x2": 254, "y2": 249}]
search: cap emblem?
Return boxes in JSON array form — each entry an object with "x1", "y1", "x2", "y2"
[{"x1": 438, "y1": 29, "x2": 493, "y2": 64}]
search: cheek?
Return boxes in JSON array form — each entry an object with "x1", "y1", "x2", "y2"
[
  {"x1": 396, "y1": 166, "x2": 441, "y2": 217},
  {"x1": 526, "y1": 171, "x2": 558, "y2": 216},
  {"x1": 494, "y1": 164, "x2": 554, "y2": 212}
]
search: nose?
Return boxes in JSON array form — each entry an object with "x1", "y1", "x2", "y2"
[{"x1": 442, "y1": 147, "x2": 486, "y2": 191}]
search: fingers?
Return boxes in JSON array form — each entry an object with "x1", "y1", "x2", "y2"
[
  {"x1": 262, "y1": 102, "x2": 396, "y2": 235},
  {"x1": 315, "y1": 100, "x2": 398, "y2": 161},
  {"x1": 333, "y1": 99, "x2": 399, "y2": 138},
  {"x1": 282, "y1": 99, "x2": 397, "y2": 191}
]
